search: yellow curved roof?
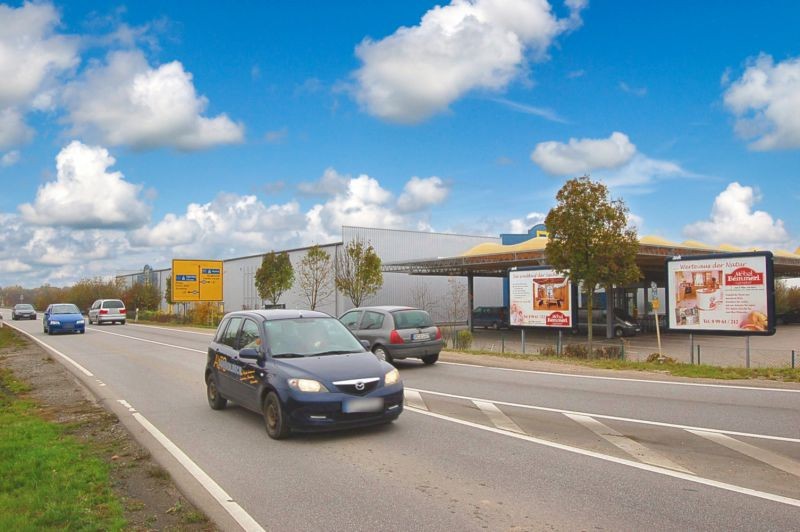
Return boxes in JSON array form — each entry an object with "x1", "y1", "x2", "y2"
[{"x1": 459, "y1": 234, "x2": 800, "y2": 259}]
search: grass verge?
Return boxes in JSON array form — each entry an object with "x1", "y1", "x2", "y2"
[
  {"x1": 0, "y1": 329, "x2": 126, "y2": 530},
  {"x1": 452, "y1": 347, "x2": 800, "y2": 382}
]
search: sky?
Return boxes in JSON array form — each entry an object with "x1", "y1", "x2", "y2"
[{"x1": 1, "y1": 0, "x2": 799, "y2": 288}]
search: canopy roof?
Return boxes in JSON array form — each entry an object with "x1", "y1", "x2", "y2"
[{"x1": 383, "y1": 235, "x2": 800, "y2": 280}]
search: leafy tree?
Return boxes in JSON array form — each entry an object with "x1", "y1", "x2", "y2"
[
  {"x1": 775, "y1": 279, "x2": 800, "y2": 313},
  {"x1": 298, "y1": 245, "x2": 334, "y2": 310},
  {"x1": 335, "y1": 239, "x2": 383, "y2": 307},
  {"x1": 545, "y1": 176, "x2": 640, "y2": 352},
  {"x1": 164, "y1": 277, "x2": 174, "y2": 305},
  {"x1": 255, "y1": 251, "x2": 295, "y2": 306},
  {"x1": 122, "y1": 282, "x2": 161, "y2": 311},
  {"x1": 67, "y1": 278, "x2": 122, "y2": 312}
]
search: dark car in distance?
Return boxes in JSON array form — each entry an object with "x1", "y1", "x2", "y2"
[
  {"x1": 339, "y1": 306, "x2": 442, "y2": 365},
  {"x1": 776, "y1": 309, "x2": 800, "y2": 325},
  {"x1": 205, "y1": 309, "x2": 403, "y2": 439},
  {"x1": 471, "y1": 306, "x2": 509, "y2": 329},
  {"x1": 12, "y1": 304, "x2": 36, "y2": 320},
  {"x1": 43, "y1": 303, "x2": 86, "y2": 335}
]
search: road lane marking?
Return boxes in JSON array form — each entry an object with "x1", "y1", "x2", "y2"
[
  {"x1": 565, "y1": 413, "x2": 693, "y2": 473},
  {"x1": 88, "y1": 327, "x2": 206, "y2": 353},
  {"x1": 405, "y1": 407, "x2": 800, "y2": 509},
  {"x1": 404, "y1": 390, "x2": 428, "y2": 410},
  {"x1": 407, "y1": 387, "x2": 800, "y2": 444},
  {"x1": 687, "y1": 430, "x2": 800, "y2": 478},
  {"x1": 2, "y1": 322, "x2": 94, "y2": 377},
  {"x1": 439, "y1": 361, "x2": 800, "y2": 393},
  {"x1": 124, "y1": 323, "x2": 215, "y2": 337},
  {"x1": 473, "y1": 400, "x2": 524, "y2": 433},
  {"x1": 129, "y1": 407, "x2": 265, "y2": 532}
]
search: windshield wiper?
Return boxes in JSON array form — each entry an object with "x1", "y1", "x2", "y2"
[
  {"x1": 311, "y1": 350, "x2": 354, "y2": 356},
  {"x1": 272, "y1": 353, "x2": 305, "y2": 358}
]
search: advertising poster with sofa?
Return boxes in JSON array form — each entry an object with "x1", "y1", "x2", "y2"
[{"x1": 509, "y1": 267, "x2": 574, "y2": 328}]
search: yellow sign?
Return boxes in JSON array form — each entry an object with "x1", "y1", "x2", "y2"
[
  {"x1": 172, "y1": 259, "x2": 224, "y2": 302},
  {"x1": 652, "y1": 299, "x2": 660, "y2": 310}
]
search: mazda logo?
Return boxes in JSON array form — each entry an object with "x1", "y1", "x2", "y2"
[{"x1": 355, "y1": 381, "x2": 365, "y2": 391}]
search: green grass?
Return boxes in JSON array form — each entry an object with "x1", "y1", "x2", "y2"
[
  {"x1": 453, "y1": 348, "x2": 800, "y2": 382},
  {"x1": 0, "y1": 371, "x2": 126, "y2": 531},
  {"x1": 0, "y1": 325, "x2": 27, "y2": 349}
]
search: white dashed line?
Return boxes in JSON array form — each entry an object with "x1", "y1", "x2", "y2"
[
  {"x1": 565, "y1": 413, "x2": 692, "y2": 473},
  {"x1": 688, "y1": 430, "x2": 800, "y2": 478},
  {"x1": 405, "y1": 407, "x2": 800, "y2": 509},
  {"x1": 473, "y1": 400, "x2": 524, "y2": 433}
]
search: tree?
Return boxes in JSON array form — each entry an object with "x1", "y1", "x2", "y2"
[
  {"x1": 544, "y1": 176, "x2": 640, "y2": 353},
  {"x1": 164, "y1": 277, "x2": 174, "y2": 305},
  {"x1": 255, "y1": 251, "x2": 295, "y2": 307},
  {"x1": 335, "y1": 239, "x2": 383, "y2": 307},
  {"x1": 298, "y1": 245, "x2": 335, "y2": 310}
]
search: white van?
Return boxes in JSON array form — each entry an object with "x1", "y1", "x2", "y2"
[{"x1": 88, "y1": 299, "x2": 127, "y2": 325}]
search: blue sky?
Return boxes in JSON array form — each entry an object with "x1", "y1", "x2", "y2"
[{"x1": 1, "y1": 0, "x2": 799, "y2": 287}]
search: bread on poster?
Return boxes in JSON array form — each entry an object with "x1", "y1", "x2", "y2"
[{"x1": 740, "y1": 310, "x2": 767, "y2": 331}]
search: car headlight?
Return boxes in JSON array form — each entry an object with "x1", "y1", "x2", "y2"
[
  {"x1": 49, "y1": 320, "x2": 60, "y2": 325},
  {"x1": 384, "y1": 368, "x2": 400, "y2": 385},
  {"x1": 288, "y1": 378, "x2": 329, "y2": 393},
  {"x1": 76, "y1": 320, "x2": 85, "y2": 325}
]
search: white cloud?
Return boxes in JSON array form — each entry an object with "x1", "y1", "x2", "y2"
[
  {"x1": 297, "y1": 167, "x2": 350, "y2": 197},
  {"x1": 397, "y1": 176, "x2": 450, "y2": 213},
  {"x1": 531, "y1": 131, "x2": 637, "y2": 175},
  {"x1": 723, "y1": 54, "x2": 800, "y2": 150},
  {"x1": 62, "y1": 50, "x2": 244, "y2": 150},
  {"x1": 619, "y1": 81, "x2": 647, "y2": 97},
  {"x1": 491, "y1": 97, "x2": 566, "y2": 123},
  {"x1": 0, "y1": 108, "x2": 34, "y2": 149},
  {"x1": 0, "y1": 258, "x2": 32, "y2": 274},
  {"x1": 1, "y1": 150, "x2": 20, "y2": 167},
  {"x1": 19, "y1": 141, "x2": 150, "y2": 229},
  {"x1": 0, "y1": 2, "x2": 79, "y2": 108},
  {"x1": 683, "y1": 182, "x2": 789, "y2": 246},
  {"x1": 600, "y1": 154, "x2": 688, "y2": 188},
  {"x1": 509, "y1": 211, "x2": 546, "y2": 234},
  {"x1": 353, "y1": 0, "x2": 585, "y2": 123}
]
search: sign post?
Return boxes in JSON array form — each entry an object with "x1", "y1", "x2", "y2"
[{"x1": 651, "y1": 282, "x2": 662, "y2": 358}]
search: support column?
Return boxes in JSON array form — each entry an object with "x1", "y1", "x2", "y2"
[
  {"x1": 467, "y1": 274, "x2": 474, "y2": 331},
  {"x1": 606, "y1": 285, "x2": 614, "y2": 339}
]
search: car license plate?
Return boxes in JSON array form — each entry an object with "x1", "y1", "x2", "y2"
[
  {"x1": 63, "y1": 323, "x2": 74, "y2": 329},
  {"x1": 342, "y1": 397, "x2": 383, "y2": 413},
  {"x1": 412, "y1": 333, "x2": 430, "y2": 341}
]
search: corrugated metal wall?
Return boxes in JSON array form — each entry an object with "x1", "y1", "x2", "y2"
[{"x1": 115, "y1": 226, "x2": 504, "y2": 323}]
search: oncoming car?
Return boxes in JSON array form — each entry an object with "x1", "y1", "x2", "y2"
[
  {"x1": 43, "y1": 303, "x2": 85, "y2": 335},
  {"x1": 12, "y1": 304, "x2": 37, "y2": 320},
  {"x1": 205, "y1": 310, "x2": 403, "y2": 439}
]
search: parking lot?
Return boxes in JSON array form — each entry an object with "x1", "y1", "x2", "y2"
[{"x1": 466, "y1": 324, "x2": 800, "y2": 368}]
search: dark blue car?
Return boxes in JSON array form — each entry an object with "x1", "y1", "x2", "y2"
[
  {"x1": 43, "y1": 303, "x2": 86, "y2": 335},
  {"x1": 205, "y1": 309, "x2": 403, "y2": 439}
]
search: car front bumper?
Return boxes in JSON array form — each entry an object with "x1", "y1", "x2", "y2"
[
  {"x1": 48, "y1": 322, "x2": 85, "y2": 334},
  {"x1": 284, "y1": 385, "x2": 404, "y2": 432},
  {"x1": 14, "y1": 313, "x2": 36, "y2": 320}
]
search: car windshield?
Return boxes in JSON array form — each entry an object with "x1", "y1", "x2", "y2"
[
  {"x1": 614, "y1": 308, "x2": 636, "y2": 322},
  {"x1": 15, "y1": 304, "x2": 33, "y2": 310},
  {"x1": 392, "y1": 309, "x2": 433, "y2": 329},
  {"x1": 264, "y1": 317, "x2": 364, "y2": 357},
  {"x1": 52, "y1": 304, "x2": 80, "y2": 314}
]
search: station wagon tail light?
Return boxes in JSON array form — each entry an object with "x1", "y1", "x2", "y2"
[
  {"x1": 99, "y1": 309, "x2": 108, "y2": 315},
  {"x1": 389, "y1": 330, "x2": 404, "y2": 344},
  {"x1": 119, "y1": 309, "x2": 126, "y2": 314},
  {"x1": 434, "y1": 327, "x2": 442, "y2": 340}
]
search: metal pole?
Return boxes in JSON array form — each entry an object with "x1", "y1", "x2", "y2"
[
  {"x1": 689, "y1": 333, "x2": 694, "y2": 365},
  {"x1": 521, "y1": 328, "x2": 526, "y2": 355},
  {"x1": 558, "y1": 330, "x2": 563, "y2": 356},
  {"x1": 746, "y1": 336, "x2": 751, "y2": 369},
  {"x1": 501, "y1": 332, "x2": 505, "y2": 354},
  {"x1": 792, "y1": 350, "x2": 796, "y2": 369}
]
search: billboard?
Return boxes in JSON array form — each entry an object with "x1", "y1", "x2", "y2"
[
  {"x1": 172, "y1": 259, "x2": 224, "y2": 302},
  {"x1": 509, "y1": 267, "x2": 576, "y2": 329},
  {"x1": 666, "y1": 252, "x2": 775, "y2": 335}
]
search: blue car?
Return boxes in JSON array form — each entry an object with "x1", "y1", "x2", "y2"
[
  {"x1": 205, "y1": 309, "x2": 403, "y2": 439},
  {"x1": 43, "y1": 303, "x2": 86, "y2": 335}
]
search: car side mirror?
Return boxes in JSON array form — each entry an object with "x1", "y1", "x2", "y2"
[{"x1": 239, "y1": 348, "x2": 260, "y2": 360}]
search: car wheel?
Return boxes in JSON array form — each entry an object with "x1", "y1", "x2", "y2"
[
  {"x1": 121, "y1": 320, "x2": 126, "y2": 325},
  {"x1": 422, "y1": 353, "x2": 439, "y2": 365},
  {"x1": 263, "y1": 392, "x2": 289, "y2": 440},
  {"x1": 373, "y1": 345, "x2": 392, "y2": 364},
  {"x1": 206, "y1": 375, "x2": 227, "y2": 410},
  {"x1": 80, "y1": 330, "x2": 85, "y2": 334},
  {"x1": 614, "y1": 327, "x2": 624, "y2": 338}
]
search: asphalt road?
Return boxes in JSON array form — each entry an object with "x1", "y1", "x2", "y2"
[{"x1": 2, "y1": 312, "x2": 799, "y2": 531}]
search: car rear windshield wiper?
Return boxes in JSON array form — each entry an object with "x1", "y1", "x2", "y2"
[
  {"x1": 272, "y1": 353, "x2": 305, "y2": 358},
  {"x1": 311, "y1": 350, "x2": 355, "y2": 356}
]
